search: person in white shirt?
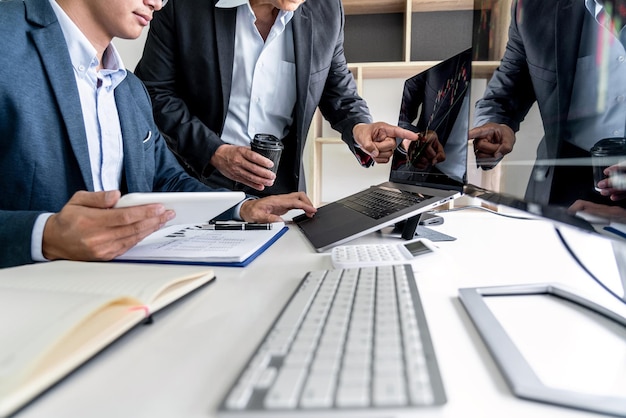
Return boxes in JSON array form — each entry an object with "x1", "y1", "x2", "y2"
[{"x1": 135, "y1": 0, "x2": 421, "y2": 197}]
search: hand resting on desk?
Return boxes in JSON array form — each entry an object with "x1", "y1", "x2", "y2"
[{"x1": 568, "y1": 199, "x2": 626, "y2": 224}]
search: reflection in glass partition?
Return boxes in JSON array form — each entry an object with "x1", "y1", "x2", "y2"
[
  {"x1": 468, "y1": 0, "x2": 626, "y2": 303},
  {"x1": 470, "y1": 0, "x2": 626, "y2": 220}
]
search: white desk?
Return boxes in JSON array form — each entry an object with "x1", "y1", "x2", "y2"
[{"x1": 16, "y1": 209, "x2": 626, "y2": 417}]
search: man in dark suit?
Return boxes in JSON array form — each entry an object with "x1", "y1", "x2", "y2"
[
  {"x1": 134, "y1": 0, "x2": 419, "y2": 197},
  {"x1": 470, "y1": 0, "x2": 626, "y2": 207},
  {"x1": 0, "y1": 0, "x2": 316, "y2": 268}
]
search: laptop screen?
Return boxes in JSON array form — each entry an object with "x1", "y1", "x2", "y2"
[{"x1": 389, "y1": 48, "x2": 471, "y2": 192}]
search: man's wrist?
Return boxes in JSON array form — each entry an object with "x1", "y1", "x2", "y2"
[{"x1": 235, "y1": 197, "x2": 258, "y2": 221}]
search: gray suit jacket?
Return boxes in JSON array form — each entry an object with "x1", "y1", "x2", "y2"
[
  {"x1": 135, "y1": 0, "x2": 373, "y2": 196},
  {"x1": 0, "y1": 0, "x2": 223, "y2": 268},
  {"x1": 474, "y1": 0, "x2": 586, "y2": 205}
]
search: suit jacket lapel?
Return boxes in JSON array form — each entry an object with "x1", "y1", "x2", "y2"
[
  {"x1": 292, "y1": 6, "x2": 312, "y2": 150},
  {"x1": 115, "y1": 82, "x2": 144, "y2": 192},
  {"x1": 28, "y1": 1, "x2": 94, "y2": 190},
  {"x1": 215, "y1": 3, "x2": 237, "y2": 125}
]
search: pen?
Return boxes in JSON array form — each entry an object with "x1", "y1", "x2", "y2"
[
  {"x1": 202, "y1": 223, "x2": 273, "y2": 231},
  {"x1": 604, "y1": 225, "x2": 626, "y2": 239}
]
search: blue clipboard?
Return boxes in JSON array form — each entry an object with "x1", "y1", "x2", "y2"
[{"x1": 114, "y1": 226, "x2": 288, "y2": 268}]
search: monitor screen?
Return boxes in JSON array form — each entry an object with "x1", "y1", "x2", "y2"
[{"x1": 390, "y1": 48, "x2": 471, "y2": 192}]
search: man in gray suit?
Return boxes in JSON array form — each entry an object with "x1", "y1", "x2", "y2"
[
  {"x1": 0, "y1": 0, "x2": 316, "y2": 268},
  {"x1": 135, "y1": 0, "x2": 420, "y2": 197},
  {"x1": 470, "y1": 0, "x2": 626, "y2": 207}
]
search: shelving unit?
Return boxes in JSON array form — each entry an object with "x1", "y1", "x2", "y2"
[{"x1": 306, "y1": 0, "x2": 512, "y2": 206}]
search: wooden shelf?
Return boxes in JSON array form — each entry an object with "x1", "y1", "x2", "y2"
[
  {"x1": 306, "y1": 1, "x2": 511, "y2": 206},
  {"x1": 314, "y1": 137, "x2": 344, "y2": 145},
  {"x1": 343, "y1": 0, "x2": 473, "y2": 15},
  {"x1": 349, "y1": 61, "x2": 439, "y2": 79},
  {"x1": 349, "y1": 61, "x2": 500, "y2": 80},
  {"x1": 472, "y1": 61, "x2": 500, "y2": 79}
]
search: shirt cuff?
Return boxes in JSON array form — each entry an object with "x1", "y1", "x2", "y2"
[
  {"x1": 234, "y1": 197, "x2": 258, "y2": 220},
  {"x1": 31, "y1": 213, "x2": 54, "y2": 262},
  {"x1": 353, "y1": 143, "x2": 374, "y2": 167}
]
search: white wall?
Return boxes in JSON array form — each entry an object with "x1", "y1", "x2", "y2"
[
  {"x1": 113, "y1": 30, "x2": 148, "y2": 71},
  {"x1": 314, "y1": 78, "x2": 406, "y2": 203}
]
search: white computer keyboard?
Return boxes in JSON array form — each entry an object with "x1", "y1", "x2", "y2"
[
  {"x1": 330, "y1": 238, "x2": 438, "y2": 268},
  {"x1": 217, "y1": 264, "x2": 446, "y2": 417}
]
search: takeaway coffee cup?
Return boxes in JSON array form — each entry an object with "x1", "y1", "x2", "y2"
[
  {"x1": 590, "y1": 137, "x2": 626, "y2": 192},
  {"x1": 251, "y1": 134, "x2": 283, "y2": 174}
]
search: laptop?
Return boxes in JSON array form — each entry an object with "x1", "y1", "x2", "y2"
[{"x1": 294, "y1": 48, "x2": 472, "y2": 252}]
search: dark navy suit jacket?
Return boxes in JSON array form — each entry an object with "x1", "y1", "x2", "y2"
[
  {"x1": 135, "y1": 0, "x2": 373, "y2": 196},
  {"x1": 0, "y1": 0, "x2": 228, "y2": 267}
]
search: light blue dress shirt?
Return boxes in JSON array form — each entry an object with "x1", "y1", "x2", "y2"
[
  {"x1": 216, "y1": 0, "x2": 296, "y2": 145},
  {"x1": 32, "y1": 0, "x2": 128, "y2": 261}
]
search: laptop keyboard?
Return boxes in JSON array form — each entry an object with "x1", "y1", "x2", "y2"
[
  {"x1": 217, "y1": 264, "x2": 446, "y2": 416},
  {"x1": 341, "y1": 188, "x2": 429, "y2": 219}
]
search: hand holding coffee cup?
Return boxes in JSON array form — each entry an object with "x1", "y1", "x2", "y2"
[
  {"x1": 251, "y1": 134, "x2": 284, "y2": 175},
  {"x1": 597, "y1": 160, "x2": 626, "y2": 201},
  {"x1": 590, "y1": 137, "x2": 626, "y2": 192}
]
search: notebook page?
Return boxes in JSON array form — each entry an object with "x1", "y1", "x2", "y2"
[{"x1": 0, "y1": 261, "x2": 213, "y2": 305}]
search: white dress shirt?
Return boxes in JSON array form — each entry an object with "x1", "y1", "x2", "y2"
[{"x1": 216, "y1": 0, "x2": 296, "y2": 145}]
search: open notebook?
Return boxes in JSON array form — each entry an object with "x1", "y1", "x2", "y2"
[
  {"x1": 0, "y1": 261, "x2": 215, "y2": 417},
  {"x1": 295, "y1": 48, "x2": 472, "y2": 252}
]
